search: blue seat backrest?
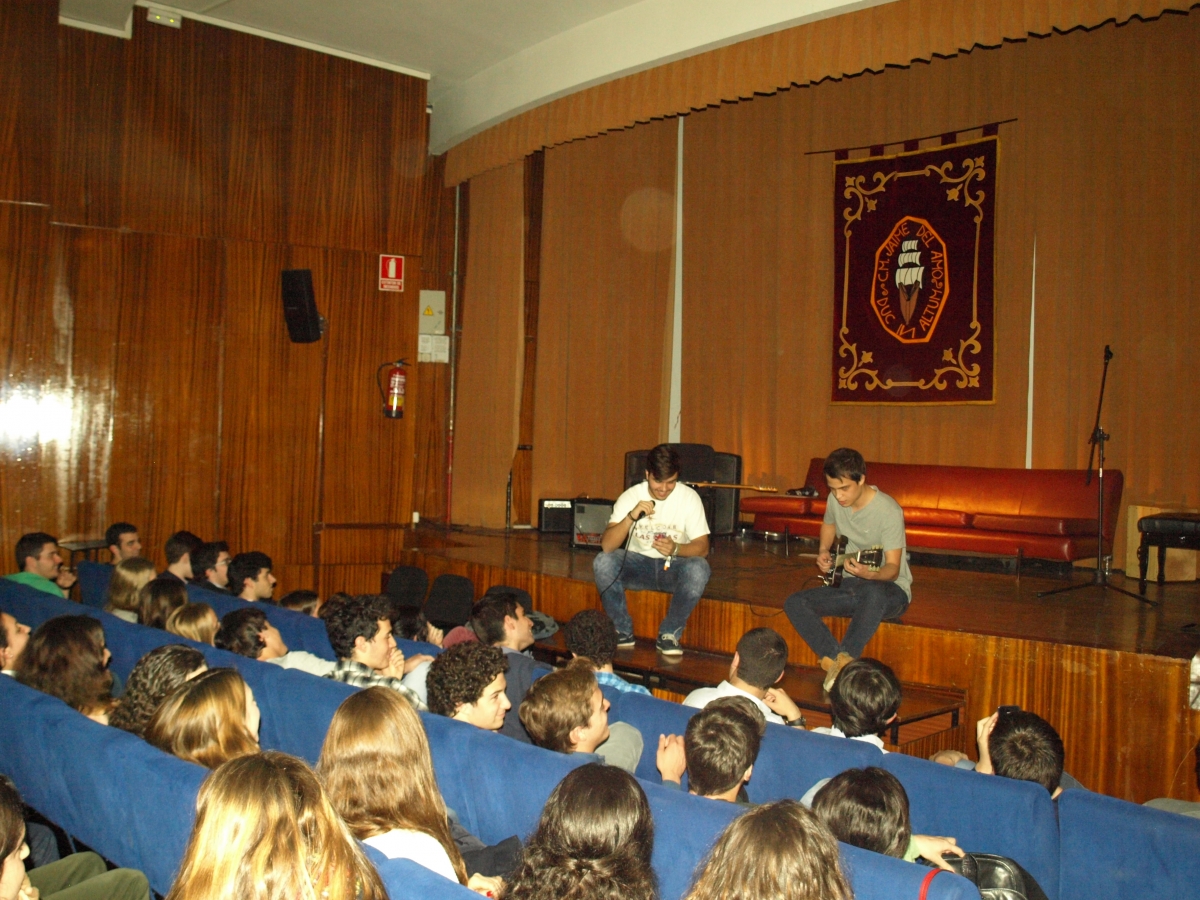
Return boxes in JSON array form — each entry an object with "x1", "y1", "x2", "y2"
[
  {"x1": 0, "y1": 676, "x2": 205, "y2": 895},
  {"x1": 421, "y1": 711, "x2": 586, "y2": 845},
  {"x1": 640, "y1": 779, "x2": 740, "y2": 900},
  {"x1": 76, "y1": 560, "x2": 113, "y2": 608},
  {"x1": 374, "y1": 856, "x2": 477, "y2": 900},
  {"x1": 1057, "y1": 788, "x2": 1200, "y2": 900},
  {"x1": 610, "y1": 690, "x2": 881, "y2": 795},
  {"x1": 879, "y1": 752, "x2": 1059, "y2": 899},
  {"x1": 841, "y1": 843, "x2": 980, "y2": 900}
]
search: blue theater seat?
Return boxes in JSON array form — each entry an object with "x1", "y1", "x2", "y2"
[
  {"x1": 880, "y1": 751, "x2": 1059, "y2": 899},
  {"x1": 373, "y1": 855, "x2": 478, "y2": 900},
  {"x1": 75, "y1": 560, "x2": 113, "y2": 608},
  {"x1": 1057, "y1": 788, "x2": 1200, "y2": 900},
  {"x1": 0, "y1": 676, "x2": 204, "y2": 895}
]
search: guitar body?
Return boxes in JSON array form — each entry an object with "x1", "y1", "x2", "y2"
[{"x1": 822, "y1": 535, "x2": 885, "y2": 587}]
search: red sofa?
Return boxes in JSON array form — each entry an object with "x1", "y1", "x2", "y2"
[{"x1": 740, "y1": 459, "x2": 1122, "y2": 562}]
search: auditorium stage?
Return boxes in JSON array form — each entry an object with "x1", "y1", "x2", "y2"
[{"x1": 395, "y1": 525, "x2": 1200, "y2": 804}]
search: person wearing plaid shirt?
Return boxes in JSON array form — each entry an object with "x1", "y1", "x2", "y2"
[
  {"x1": 324, "y1": 594, "x2": 432, "y2": 710},
  {"x1": 564, "y1": 610, "x2": 650, "y2": 697}
]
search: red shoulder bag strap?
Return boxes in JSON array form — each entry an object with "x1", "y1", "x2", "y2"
[{"x1": 919, "y1": 868, "x2": 942, "y2": 900}]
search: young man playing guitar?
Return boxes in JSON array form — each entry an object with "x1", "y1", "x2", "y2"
[{"x1": 783, "y1": 448, "x2": 912, "y2": 692}]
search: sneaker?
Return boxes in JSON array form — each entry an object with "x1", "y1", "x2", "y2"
[
  {"x1": 823, "y1": 652, "x2": 854, "y2": 693},
  {"x1": 615, "y1": 633, "x2": 636, "y2": 649},
  {"x1": 656, "y1": 634, "x2": 683, "y2": 656}
]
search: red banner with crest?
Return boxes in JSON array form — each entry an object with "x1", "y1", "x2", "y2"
[{"x1": 832, "y1": 137, "x2": 996, "y2": 404}]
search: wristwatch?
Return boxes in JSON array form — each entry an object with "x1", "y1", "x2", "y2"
[{"x1": 786, "y1": 715, "x2": 807, "y2": 728}]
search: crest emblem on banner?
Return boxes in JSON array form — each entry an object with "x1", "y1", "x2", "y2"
[{"x1": 832, "y1": 136, "x2": 996, "y2": 404}]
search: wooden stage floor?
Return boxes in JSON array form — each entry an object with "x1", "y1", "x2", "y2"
[
  {"x1": 405, "y1": 525, "x2": 1200, "y2": 661},
  {"x1": 399, "y1": 524, "x2": 1200, "y2": 804}
]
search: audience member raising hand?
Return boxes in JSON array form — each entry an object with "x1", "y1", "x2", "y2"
[
  {"x1": 318, "y1": 687, "x2": 503, "y2": 896},
  {"x1": 16, "y1": 616, "x2": 115, "y2": 725},
  {"x1": 501, "y1": 764, "x2": 656, "y2": 900},
  {"x1": 165, "y1": 752, "x2": 385, "y2": 900},
  {"x1": 145, "y1": 668, "x2": 260, "y2": 769},
  {"x1": 109, "y1": 645, "x2": 207, "y2": 738}
]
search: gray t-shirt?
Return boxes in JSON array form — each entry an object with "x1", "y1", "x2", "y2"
[{"x1": 823, "y1": 486, "x2": 912, "y2": 600}]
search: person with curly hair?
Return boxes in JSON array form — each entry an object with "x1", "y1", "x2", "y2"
[
  {"x1": 109, "y1": 644, "x2": 207, "y2": 737},
  {"x1": 166, "y1": 603, "x2": 219, "y2": 645},
  {"x1": 563, "y1": 609, "x2": 649, "y2": 696},
  {"x1": 165, "y1": 752, "x2": 386, "y2": 900},
  {"x1": 683, "y1": 801, "x2": 852, "y2": 900},
  {"x1": 318, "y1": 688, "x2": 504, "y2": 894},
  {"x1": 138, "y1": 579, "x2": 188, "y2": 630},
  {"x1": 16, "y1": 616, "x2": 115, "y2": 724},
  {"x1": 103, "y1": 557, "x2": 157, "y2": 623},
  {"x1": 426, "y1": 642, "x2": 510, "y2": 731},
  {"x1": 323, "y1": 595, "x2": 430, "y2": 706},
  {"x1": 144, "y1": 668, "x2": 260, "y2": 769},
  {"x1": 501, "y1": 764, "x2": 655, "y2": 900}
]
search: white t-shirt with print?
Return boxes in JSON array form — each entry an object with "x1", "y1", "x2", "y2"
[{"x1": 609, "y1": 481, "x2": 710, "y2": 560}]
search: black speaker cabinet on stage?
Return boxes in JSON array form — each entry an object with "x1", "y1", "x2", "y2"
[
  {"x1": 624, "y1": 444, "x2": 743, "y2": 536},
  {"x1": 538, "y1": 499, "x2": 574, "y2": 533},
  {"x1": 572, "y1": 499, "x2": 614, "y2": 549}
]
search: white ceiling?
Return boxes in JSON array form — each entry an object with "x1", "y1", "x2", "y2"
[{"x1": 59, "y1": 0, "x2": 895, "y2": 154}]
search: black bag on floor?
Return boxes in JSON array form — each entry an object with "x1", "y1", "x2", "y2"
[{"x1": 929, "y1": 852, "x2": 1049, "y2": 900}]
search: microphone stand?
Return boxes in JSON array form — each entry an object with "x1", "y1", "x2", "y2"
[{"x1": 1039, "y1": 346, "x2": 1148, "y2": 602}]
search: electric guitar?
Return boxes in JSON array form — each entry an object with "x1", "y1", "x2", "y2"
[{"x1": 822, "y1": 535, "x2": 885, "y2": 587}]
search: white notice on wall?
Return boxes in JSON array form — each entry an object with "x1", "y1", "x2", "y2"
[{"x1": 418, "y1": 334, "x2": 450, "y2": 363}]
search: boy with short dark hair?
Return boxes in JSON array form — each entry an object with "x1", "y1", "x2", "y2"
[
  {"x1": 656, "y1": 701, "x2": 763, "y2": 802},
  {"x1": 563, "y1": 609, "x2": 649, "y2": 696},
  {"x1": 814, "y1": 658, "x2": 902, "y2": 751},
  {"x1": 683, "y1": 627, "x2": 805, "y2": 727}
]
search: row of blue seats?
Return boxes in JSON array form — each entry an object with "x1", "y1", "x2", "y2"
[{"x1": 0, "y1": 580, "x2": 978, "y2": 900}]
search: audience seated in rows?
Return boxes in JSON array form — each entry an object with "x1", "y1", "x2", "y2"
[
  {"x1": 812, "y1": 767, "x2": 965, "y2": 872},
  {"x1": 139, "y1": 579, "x2": 187, "y2": 630},
  {"x1": 814, "y1": 657, "x2": 902, "y2": 752},
  {"x1": 216, "y1": 608, "x2": 334, "y2": 676},
  {"x1": 164, "y1": 752, "x2": 386, "y2": 900},
  {"x1": 5, "y1": 533, "x2": 76, "y2": 599},
  {"x1": 109, "y1": 645, "x2": 207, "y2": 737},
  {"x1": 166, "y1": 603, "x2": 218, "y2": 645},
  {"x1": 658, "y1": 698, "x2": 764, "y2": 802},
  {"x1": 501, "y1": 764, "x2": 656, "y2": 900},
  {"x1": 519, "y1": 657, "x2": 643, "y2": 773},
  {"x1": 317, "y1": 687, "x2": 505, "y2": 894},
  {"x1": 470, "y1": 592, "x2": 550, "y2": 743},
  {"x1": 427, "y1": 642, "x2": 511, "y2": 731},
  {"x1": 682, "y1": 628, "x2": 805, "y2": 727},
  {"x1": 188, "y1": 542, "x2": 230, "y2": 595},
  {"x1": 228, "y1": 552, "x2": 276, "y2": 602},
  {"x1": 682, "y1": 800, "x2": 852, "y2": 900},
  {"x1": 158, "y1": 532, "x2": 202, "y2": 586},
  {"x1": 16, "y1": 616, "x2": 115, "y2": 725},
  {"x1": 563, "y1": 609, "x2": 649, "y2": 696},
  {"x1": 393, "y1": 608, "x2": 445, "y2": 647},
  {"x1": 323, "y1": 594, "x2": 429, "y2": 707},
  {"x1": 0, "y1": 776, "x2": 150, "y2": 900},
  {"x1": 105, "y1": 522, "x2": 142, "y2": 563},
  {"x1": 279, "y1": 589, "x2": 320, "y2": 616},
  {"x1": 105, "y1": 558, "x2": 157, "y2": 622},
  {"x1": 145, "y1": 668, "x2": 260, "y2": 769},
  {"x1": 0, "y1": 613, "x2": 30, "y2": 675}
]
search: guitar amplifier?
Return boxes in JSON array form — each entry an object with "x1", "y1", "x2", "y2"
[
  {"x1": 572, "y1": 499, "x2": 615, "y2": 549},
  {"x1": 538, "y1": 499, "x2": 575, "y2": 533}
]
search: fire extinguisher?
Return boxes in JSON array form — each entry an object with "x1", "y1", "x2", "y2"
[{"x1": 376, "y1": 359, "x2": 408, "y2": 418}]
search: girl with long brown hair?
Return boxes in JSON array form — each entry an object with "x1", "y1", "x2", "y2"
[
  {"x1": 16, "y1": 615, "x2": 115, "y2": 724},
  {"x1": 317, "y1": 687, "x2": 500, "y2": 894},
  {"x1": 144, "y1": 668, "x2": 260, "y2": 769},
  {"x1": 166, "y1": 752, "x2": 386, "y2": 900},
  {"x1": 103, "y1": 557, "x2": 156, "y2": 622}
]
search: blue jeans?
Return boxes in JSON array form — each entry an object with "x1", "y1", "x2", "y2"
[
  {"x1": 593, "y1": 550, "x2": 711, "y2": 639},
  {"x1": 783, "y1": 577, "x2": 909, "y2": 660}
]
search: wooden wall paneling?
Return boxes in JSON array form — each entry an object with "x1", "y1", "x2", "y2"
[
  {"x1": 52, "y1": 25, "x2": 128, "y2": 228},
  {"x1": 217, "y1": 240, "x2": 322, "y2": 565},
  {"x1": 316, "y1": 245, "x2": 417, "y2": 552},
  {"x1": 413, "y1": 153, "x2": 457, "y2": 522},
  {"x1": 95, "y1": 232, "x2": 224, "y2": 562},
  {"x1": 453, "y1": 162, "x2": 525, "y2": 528},
  {"x1": 118, "y1": 17, "x2": 230, "y2": 239},
  {"x1": 285, "y1": 52, "x2": 427, "y2": 254},
  {"x1": 0, "y1": 204, "x2": 62, "y2": 550},
  {"x1": 530, "y1": 118, "x2": 677, "y2": 509},
  {"x1": 511, "y1": 150, "x2": 545, "y2": 526},
  {"x1": 0, "y1": 1, "x2": 54, "y2": 205},
  {"x1": 224, "y1": 30, "x2": 297, "y2": 246}
]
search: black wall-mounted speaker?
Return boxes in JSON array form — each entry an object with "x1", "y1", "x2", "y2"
[{"x1": 281, "y1": 269, "x2": 322, "y2": 343}]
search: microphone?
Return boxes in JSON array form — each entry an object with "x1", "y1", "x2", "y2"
[{"x1": 632, "y1": 500, "x2": 656, "y2": 521}]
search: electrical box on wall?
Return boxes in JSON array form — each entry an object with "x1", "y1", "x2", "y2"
[{"x1": 418, "y1": 290, "x2": 445, "y2": 334}]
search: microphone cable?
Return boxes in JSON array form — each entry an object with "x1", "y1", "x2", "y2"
[{"x1": 596, "y1": 501, "x2": 654, "y2": 603}]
